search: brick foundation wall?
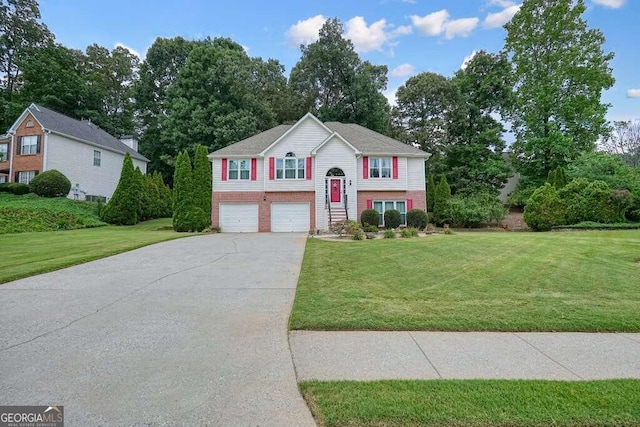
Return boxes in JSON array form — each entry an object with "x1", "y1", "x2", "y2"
[
  {"x1": 357, "y1": 190, "x2": 427, "y2": 221},
  {"x1": 212, "y1": 191, "x2": 315, "y2": 232}
]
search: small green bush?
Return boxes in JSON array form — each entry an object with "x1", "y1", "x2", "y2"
[
  {"x1": 560, "y1": 179, "x2": 627, "y2": 224},
  {"x1": 361, "y1": 209, "x2": 380, "y2": 227},
  {"x1": 384, "y1": 209, "x2": 402, "y2": 229},
  {"x1": 524, "y1": 183, "x2": 565, "y2": 231},
  {"x1": 400, "y1": 229, "x2": 411, "y2": 238},
  {"x1": 0, "y1": 182, "x2": 30, "y2": 195},
  {"x1": 407, "y1": 209, "x2": 428, "y2": 229},
  {"x1": 383, "y1": 229, "x2": 395, "y2": 239},
  {"x1": 408, "y1": 227, "x2": 419, "y2": 237},
  {"x1": 28, "y1": 170, "x2": 71, "y2": 197},
  {"x1": 352, "y1": 231, "x2": 364, "y2": 240},
  {"x1": 363, "y1": 224, "x2": 379, "y2": 232}
]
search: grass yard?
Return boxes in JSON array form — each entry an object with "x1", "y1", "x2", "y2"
[
  {"x1": 0, "y1": 218, "x2": 191, "y2": 284},
  {"x1": 300, "y1": 380, "x2": 640, "y2": 427},
  {"x1": 290, "y1": 231, "x2": 640, "y2": 331}
]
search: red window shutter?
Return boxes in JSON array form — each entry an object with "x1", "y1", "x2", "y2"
[
  {"x1": 366, "y1": 199, "x2": 373, "y2": 209},
  {"x1": 306, "y1": 157, "x2": 312, "y2": 180},
  {"x1": 269, "y1": 157, "x2": 275, "y2": 180},
  {"x1": 393, "y1": 156, "x2": 399, "y2": 179},
  {"x1": 363, "y1": 156, "x2": 369, "y2": 179},
  {"x1": 221, "y1": 158, "x2": 228, "y2": 181},
  {"x1": 407, "y1": 199, "x2": 413, "y2": 210},
  {"x1": 251, "y1": 158, "x2": 257, "y2": 181}
]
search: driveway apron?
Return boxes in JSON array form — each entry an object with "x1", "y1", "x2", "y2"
[{"x1": 0, "y1": 233, "x2": 315, "y2": 426}]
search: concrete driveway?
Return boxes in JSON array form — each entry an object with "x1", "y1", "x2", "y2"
[{"x1": 0, "y1": 233, "x2": 315, "y2": 426}]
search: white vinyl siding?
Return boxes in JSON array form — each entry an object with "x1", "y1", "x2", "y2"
[
  {"x1": 407, "y1": 158, "x2": 427, "y2": 191},
  {"x1": 213, "y1": 158, "x2": 264, "y2": 192},
  {"x1": 271, "y1": 203, "x2": 310, "y2": 232},
  {"x1": 358, "y1": 156, "x2": 408, "y2": 191},
  {"x1": 219, "y1": 203, "x2": 259, "y2": 232}
]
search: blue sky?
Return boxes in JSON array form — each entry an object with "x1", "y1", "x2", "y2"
[{"x1": 39, "y1": 0, "x2": 638, "y2": 122}]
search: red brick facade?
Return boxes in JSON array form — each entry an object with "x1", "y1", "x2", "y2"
[
  {"x1": 212, "y1": 191, "x2": 315, "y2": 232},
  {"x1": 11, "y1": 113, "x2": 44, "y2": 181},
  {"x1": 357, "y1": 190, "x2": 427, "y2": 219}
]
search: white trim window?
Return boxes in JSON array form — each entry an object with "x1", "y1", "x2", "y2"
[
  {"x1": 0, "y1": 143, "x2": 7, "y2": 162},
  {"x1": 18, "y1": 170, "x2": 36, "y2": 184},
  {"x1": 369, "y1": 157, "x2": 391, "y2": 178},
  {"x1": 93, "y1": 150, "x2": 101, "y2": 167},
  {"x1": 229, "y1": 159, "x2": 250, "y2": 180},
  {"x1": 373, "y1": 200, "x2": 407, "y2": 226},
  {"x1": 20, "y1": 135, "x2": 39, "y2": 155},
  {"x1": 0, "y1": 176, "x2": 6, "y2": 183},
  {"x1": 276, "y1": 152, "x2": 305, "y2": 179}
]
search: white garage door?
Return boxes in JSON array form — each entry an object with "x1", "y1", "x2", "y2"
[
  {"x1": 271, "y1": 203, "x2": 310, "y2": 232},
  {"x1": 219, "y1": 203, "x2": 259, "y2": 232}
]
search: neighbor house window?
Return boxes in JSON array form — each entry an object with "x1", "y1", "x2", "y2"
[
  {"x1": 373, "y1": 200, "x2": 407, "y2": 226},
  {"x1": 18, "y1": 170, "x2": 36, "y2": 184},
  {"x1": 0, "y1": 144, "x2": 7, "y2": 161},
  {"x1": 228, "y1": 159, "x2": 250, "y2": 180},
  {"x1": 93, "y1": 150, "x2": 101, "y2": 167},
  {"x1": 369, "y1": 157, "x2": 391, "y2": 178},
  {"x1": 276, "y1": 152, "x2": 305, "y2": 179},
  {"x1": 19, "y1": 135, "x2": 39, "y2": 155},
  {"x1": 0, "y1": 176, "x2": 6, "y2": 183}
]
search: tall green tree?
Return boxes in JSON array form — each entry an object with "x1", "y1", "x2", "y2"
[
  {"x1": 135, "y1": 36, "x2": 201, "y2": 183},
  {"x1": 445, "y1": 51, "x2": 512, "y2": 195},
  {"x1": 192, "y1": 144, "x2": 212, "y2": 228},
  {"x1": 289, "y1": 18, "x2": 391, "y2": 134},
  {"x1": 0, "y1": 0, "x2": 52, "y2": 128},
  {"x1": 433, "y1": 175, "x2": 452, "y2": 225},
  {"x1": 426, "y1": 173, "x2": 436, "y2": 213},
  {"x1": 504, "y1": 0, "x2": 615, "y2": 181},
  {"x1": 393, "y1": 72, "x2": 458, "y2": 172},
  {"x1": 172, "y1": 150, "x2": 194, "y2": 232},
  {"x1": 100, "y1": 153, "x2": 138, "y2": 225},
  {"x1": 161, "y1": 38, "x2": 277, "y2": 166}
]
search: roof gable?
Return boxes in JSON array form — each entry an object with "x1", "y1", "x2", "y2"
[
  {"x1": 10, "y1": 104, "x2": 148, "y2": 162},
  {"x1": 259, "y1": 112, "x2": 332, "y2": 156},
  {"x1": 311, "y1": 132, "x2": 360, "y2": 156}
]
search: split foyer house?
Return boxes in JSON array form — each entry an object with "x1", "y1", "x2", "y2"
[
  {"x1": 1, "y1": 103, "x2": 148, "y2": 201},
  {"x1": 209, "y1": 113, "x2": 430, "y2": 232}
]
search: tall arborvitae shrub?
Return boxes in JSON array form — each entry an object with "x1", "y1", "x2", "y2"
[
  {"x1": 173, "y1": 151, "x2": 195, "y2": 232},
  {"x1": 133, "y1": 166, "x2": 144, "y2": 221},
  {"x1": 426, "y1": 173, "x2": 436, "y2": 213},
  {"x1": 433, "y1": 175, "x2": 452, "y2": 225},
  {"x1": 192, "y1": 145, "x2": 212, "y2": 231},
  {"x1": 153, "y1": 172, "x2": 173, "y2": 218},
  {"x1": 141, "y1": 173, "x2": 160, "y2": 220},
  {"x1": 100, "y1": 153, "x2": 138, "y2": 225}
]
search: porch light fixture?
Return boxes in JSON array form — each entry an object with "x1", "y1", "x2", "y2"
[{"x1": 349, "y1": 180, "x2": 352, "y2": 186}]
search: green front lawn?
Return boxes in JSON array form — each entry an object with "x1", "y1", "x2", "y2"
[
  {"x1": 290, "y1": 231, "x2": 640, "y2": 331},
  {"x1": 300, "y1": 380, "x2": 640, "y2": 427},
  {"x1": 0, "y1": 218, "x2": 192, "y2": 284}
]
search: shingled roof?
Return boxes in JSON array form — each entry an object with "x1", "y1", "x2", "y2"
[
  {"x1": 209, "y1": 116, "x2": 428, "y2": 158},
  {"x1": 23, "y1": 104, "x2": 148, "y2": 162}
]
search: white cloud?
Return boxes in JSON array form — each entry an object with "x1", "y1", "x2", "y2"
[
  {"x1": 487, "y1": 0, "x2": 516, "y2": 7},
  {"x1": 114, "y1": 42, "x2": 141, "y2": 58},
  {"x1": 384, "y1": 87, "x2": 398, "y2": 106},
  {"x1": 411, "y1": 10, "x2": 450, "y2": 36},
  {"x1": 445, "y1": 17, "x2": 480, "y2": 39},
  {"x1": 460, "y1": 50, "x2": 478, "y2": 70},
  {"x1": 390, "y1": 25, "x2": 413, "y2": 37},
  {"x1": 241, "y1": 45, "x2": 250, "y2": 54},
  {"x1": 286, "y1": 15, "x2": 327, "y2": 46},
  {"x1": 345, "y1": 16, "x2": 389, "y2": 53},
  {"x1": 400, "y1": 0, "x2": 416, "y2": 3},
  {"x1": 484, "y1": 4, "x2": 521, "y2": 28},
  {"x1": 592, "y1": 0, "x2": 626, "y2": 8},
  {"x1": 391, "y1": 63, "x2": 415, "y2": 78},
  {"x1": 627, "y1": 89, "x2": 640, "y2": 98}
]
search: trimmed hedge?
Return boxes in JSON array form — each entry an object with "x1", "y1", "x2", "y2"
[
  {"x1": 384, "y1": 209, "x2": 402, "y2": 229},
  {"x1": 524, "y1": 184, "x2": 565, "y2": 231},
  {"x1": 0, "y1": 182, "x2": 30, "y2": 195},
  {"x1": 406, "y1": 209, "x2": 428, "y2": 229},
  {"x1": 28, "y1": 170, "x2": 71, "y2": 197},
  {"x1": 361, "y1": 209, "x2": 379, "y2": 227}
]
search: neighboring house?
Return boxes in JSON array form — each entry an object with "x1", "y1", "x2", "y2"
[
  {"x1": 2, "y1": 103, "x2": 148, "y2": 201},
  {"x1": 209, "y1": 113, "x2": 430, "y2": 232},
  {"x1": 0, "y1": 134, "x2": 9, "y2": 183},
  {"x1": 498, "y1": 152, "x2": 519, "y2": 204}
]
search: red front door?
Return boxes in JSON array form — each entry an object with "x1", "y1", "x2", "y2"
[{"x1": 330, "y1": 179, "x2": 341, "y2": 203}]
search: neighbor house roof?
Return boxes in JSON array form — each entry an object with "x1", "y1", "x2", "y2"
[
  {"x1": 210, "y1": 116, "x2": 428, "y2": 158},
  {"x1": 15, "y1": 104, "x2": 149, "y2": 162}
]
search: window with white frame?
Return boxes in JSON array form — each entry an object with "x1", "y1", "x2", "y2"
[
  {"x1": 93, "y1": 150, "x2": 101, "y2": 167},
  {"x1": 369, "y1": 157, "x2": 391, "y2": 178},
  {"x1": 373, "y1": 201, "x2": 407, "y2": 226},
  {"x1": 18, "y1": 171, "x2": 36, "y2": 184},
  {"x1": 0, "y1": 144, "x2": 7, "y2": 162},
  {"x1": 20, "y1": 136, "x2": 39, "y2": 155},
  {"x1": 228, "y1": 159, "x2": 250, "y2": 180},
  {"x1": 276, "y1": 152, "x2": 305, "y2": 179},
  {"x1": 0, "y1": 176, "x2": 6, "y2": 183}
]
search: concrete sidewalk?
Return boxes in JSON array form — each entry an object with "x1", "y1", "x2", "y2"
[{"x1": 290, "y1": 331, "x2": 640, "y2": 381}]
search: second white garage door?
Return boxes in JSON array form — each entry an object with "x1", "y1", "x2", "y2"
[
  {"x1": 219, "y1": 203, "x2": 259, "y2": 232},
  {"x1": 271, "y1": 203, "x2": 310, "y2": 232}
]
